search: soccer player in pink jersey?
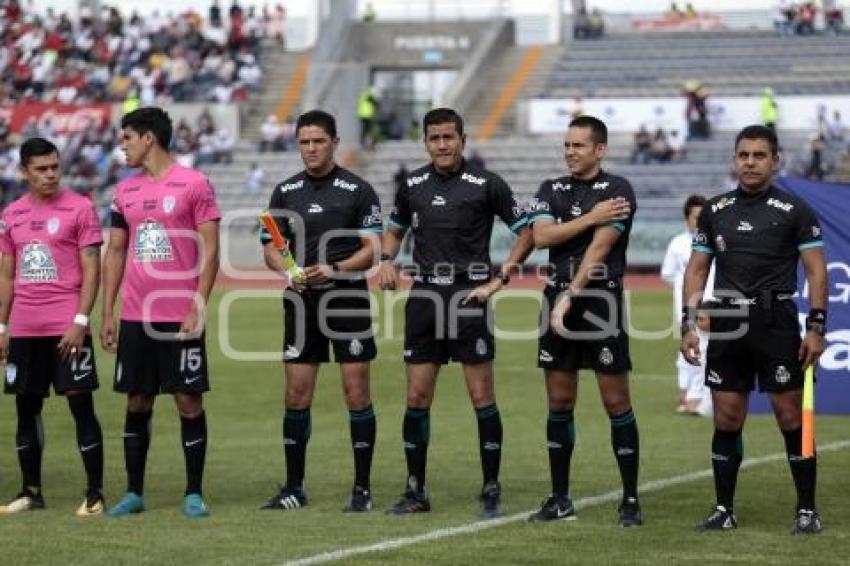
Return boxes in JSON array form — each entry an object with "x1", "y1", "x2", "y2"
[
  {"x1": 0, "y1": 138, "x2": 105, "y2": 517},
  {"x1": 100, "y1": 107, "x2": 221, "y2": 518}
]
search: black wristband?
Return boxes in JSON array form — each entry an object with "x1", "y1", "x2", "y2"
[
  {"x1": 806, "y1": 308, "x2": 827, "y2": 336},
  {"x1": 681, "y1": 312, "x2": 697, "y2": 335},
  {"x1": 380, "y1": 253, "x2": 393, "y2": 262}
]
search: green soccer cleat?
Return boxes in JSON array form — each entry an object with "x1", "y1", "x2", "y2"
[
  {"x1": 183, "y1": 493, "x2": 210, "y2": 518},
  {"x1": 106, "y1": 492, "x2": 145, "y2": 517}
]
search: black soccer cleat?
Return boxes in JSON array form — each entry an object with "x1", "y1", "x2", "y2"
[
  {"x1": 617, "y1": 496, "x2": 643, "y2": 527},
  {"x1": 528, "y1": 493, "x2": 576, "y2": 522},
  {"x1": 386, "y1": 477, "x2": 430, "y2": 516},
  {"x1": 696, "y1": 505, "x2": 737, "y2": 531},
  {"x1": 342, "y1": 486, "x2": 373, "y2": 513},
  {"x1": 791, "y1": 509, "x2": 823, "y2": 535},
  {"x1": 260, "y1": 485, "x2": 307, "y2": 510},
  {"x1": 479, "y1": 480, "x2": 502, "y2": 519}
]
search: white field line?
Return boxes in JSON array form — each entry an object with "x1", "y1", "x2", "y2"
[{"x1": 283, "y1": 439, "x2": 850, "y2": 566}]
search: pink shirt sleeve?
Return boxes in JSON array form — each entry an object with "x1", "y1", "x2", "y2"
[
  {"x1": 192, "y1": 177, "x2": 222, "y2": 227},
  {"x1": 0, "y1": 213, "x2": 12, "y2": 255},
  {"x1": 77, "y1": 202, "x2": 103, "y2": 248}
]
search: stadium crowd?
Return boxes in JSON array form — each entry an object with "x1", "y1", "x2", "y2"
[{"x1": 0, "y1": 0, "x2": 272, "y2": 106}]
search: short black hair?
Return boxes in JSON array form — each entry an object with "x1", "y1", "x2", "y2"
[
  {"x1": 423, "y1": 107, "x2": 464, "y2": 137},
  {"x1": 19, "y1": 137, "x2": 59, "y2": 167},
  {"x1": 569, "y1": 115, "x2": 607, "y2": 144},
  {"x1": 683, "y1": 194, "x2": 707, "y2": 218},
  {"x1": 296, "y1": 109, "x2": 337, "y2": 138},
  {"x1": 734, "y1": 124, "x2": 778, "y2": 156},
  {"x1": 120, "y1": 106, "x2": 173, "y2": 149}
]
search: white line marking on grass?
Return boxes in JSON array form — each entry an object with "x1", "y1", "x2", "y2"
[{"x1": 284, "y1": 439, "x2": 850, "y2": 566}]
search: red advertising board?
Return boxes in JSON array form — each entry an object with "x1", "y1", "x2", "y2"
[{"x1": 0, "y1": 103, "x2": 113, "y2": 134}]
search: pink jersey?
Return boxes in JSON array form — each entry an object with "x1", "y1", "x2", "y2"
[
  {"x1": 110, "y1": 164, "x2": 221, "y2": 322},
  {"x1": 0, "y1": 190, "x2": 103, "y2": 337}
]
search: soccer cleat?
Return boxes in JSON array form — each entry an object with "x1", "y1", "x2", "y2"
[
  {"x1": 695, "y1": 505, "x2": 737, "y2": 531},
  {"x1": 791, "y1": 509, "x2": 823, "y2": 535},
  {"x1": 106, "y1": 492, "x2": 145, "y2": 517},
  {"x1": 342, "y1": 486, "x2": 373, "y2": 513},
  {"x1": 479, "y1": 480, "x2": 502, "y2": 519},
  {"x1": 386, "y1": 477, "x2": 431, "y2": 515},
  {"x1": 528, "y1": 493, "x2": 576, "y2": 522},
  {"x1": 183, "y1": 493, "x2": 210, "y2": 518},
  {"x1": 617, "y1": 497, "x2": 643, "y2": 527},
  {"x1": 0, "y1": 490, "x2": 45, "y2": 514},
  {"x1": 75, "y1": 490, "x2": 105, "y2": 517},
  {"x1": 260, "y1": 485, "x2": 307, "y2": 510}
]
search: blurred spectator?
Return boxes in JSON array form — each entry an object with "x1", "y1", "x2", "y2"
[
  {"x1": 244, "y1": 162, "x2": 265, "y2": 194},
  {"x1": 667, "y1": 2, "x2": 683, "y2": 20},
  {"x1": 804, "y1": 134, "x2": 826, "y2": 181},
  {"x1": 574, "y1": 8, "x2": 604, "y2": 39},
  {"x1": 796, "y1": 2, "x2": 816, "y2": 35},
  {"x1": 761, "y1": 87, "x2": 778, "y2": 132},
  {"x1": 774, "y1": 0, "x2": 796, "y2": 35},
  {"x1": 210, "y1": 0, "x2": 223, "y2": 28},
  {"x1": 825, "y1": 5, "x2": 845, "y2": 34},
  {"x1": 213, "y1": 127, "x2": 234, "y2": 164},
  {"x1": 650, "y1": 128, "x2": 673, "y2": 163},
  {"x1": 684, "y1": 81, "x2": 710, "y2": 139},
  {"x1": 668, "y1": 129, "x2": 686, "y2": 161},
  {"x1": 468, "y1": 149, "x2": 485, "y2": 169},
  {"x1": 630, "y1": 125, "x2": 652, "y2": 164},
  {"x1": 259, "y1": 114, "x2": 286, "y2": 152},
  {"x1": 363, "y1": 2, "x2": 377, "y2": 22},
  {"x1": 267, "y1": 3, "x2": 287, "y2": 48},
  {"x1": 357, "y1": 87, "x2": 379, "y2": 149},
  {"x1": 827, "y1": 110, "x2": 845, "y2": 143},
  {"x1": 685, "y1": 2, "x2": 697, "y2": 19}
]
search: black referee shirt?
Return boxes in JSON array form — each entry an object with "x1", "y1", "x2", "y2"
[
  {"x1": 692, "y1": 185, "x2": 823, "y2": 296},
  {"x1": 527, "y1": 170, "x2": 637, "y2": 280},
  {"x1": 388, "y1": 160, "x2": 527, "y2": 276},
  {"x1": 261, "y1": 166, "x2": 383, "y2": 266}
]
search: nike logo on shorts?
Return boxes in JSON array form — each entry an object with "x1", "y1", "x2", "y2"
[
  {"x1": 184, "y1": 438, "x2": 204, "y2": 447},
  {"x1": 184, "y1": 375, "x2": 203, "y2": 385}
]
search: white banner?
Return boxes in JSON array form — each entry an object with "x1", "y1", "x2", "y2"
[{"x1": 528, "y1": 95, "x2": 850, "y2": 134}]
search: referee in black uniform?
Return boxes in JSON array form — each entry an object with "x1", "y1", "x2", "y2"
[
  {"x1": 259, "y1": 110, "x2": 383, "y2": 513},
  {"x1": 682, "y1": 125, "x2": 827, "y2": 534},
  {"x1": 378, "y1": 108, "x2": 533, "y2": 518},
  {"x1": 526, "y1": 115, "x2": 643, "y2": 526}
]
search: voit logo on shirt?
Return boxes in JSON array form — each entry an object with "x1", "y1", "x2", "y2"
[
  {"x1": 20, "y1": 241, "x2": 58, "y2": 282},
  {"x1": 134, "y1": 219, "x2": 173, "y2": 261}
]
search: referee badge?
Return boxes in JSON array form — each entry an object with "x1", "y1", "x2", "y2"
[
  {"x1": 349, "y1": 339, "x2": 364, "y2": 357},
  {"x1": 599, "y1": 347, "x2": 614, "y2": 366}
]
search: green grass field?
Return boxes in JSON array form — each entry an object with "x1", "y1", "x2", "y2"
[{"x1": 1, "y1": 288, "x2": 848, "y2": 565}]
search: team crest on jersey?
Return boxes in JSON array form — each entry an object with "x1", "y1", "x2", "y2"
[
  {"x1": 599, "y1": 347, "x2": 614, "y2": 366},
  {"x1": 21, "y1": 241, "x2": 58, "y2": 282},
  {"x1": 363, "y1": 205, "x2": 382, "y2": 228},
  {"x1": 47, "y1": 217, "x2": 60, "y2": 235},
  {"x1": 134, "y1": 220, "x2": 173, "y2": 261},
  {"x1": 163, "y1": 195, "x2": 176, "y2": 214},
  {"x1": 570, "y1": 205, "x2": 582, "y2": 217}
]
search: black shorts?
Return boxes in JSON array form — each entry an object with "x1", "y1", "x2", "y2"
[
  {"x1": 705, "y1": 299, "x2": 803, "y2": 393},
  {"x1": 5, "y1": 335, "x2": 99, "y2": 397},
  {"x1": 283, "y1": 280, "x2": 376, "y2": 364},
  {"x1": 403, "y1": 280, "x2": 494, "y2": 365},
  {"x1": 538, "y1": 279, "x2": 632, "y2": 374},
  {"x1": 114, "y1": 321, "x2": 210, "y2": 395}
]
